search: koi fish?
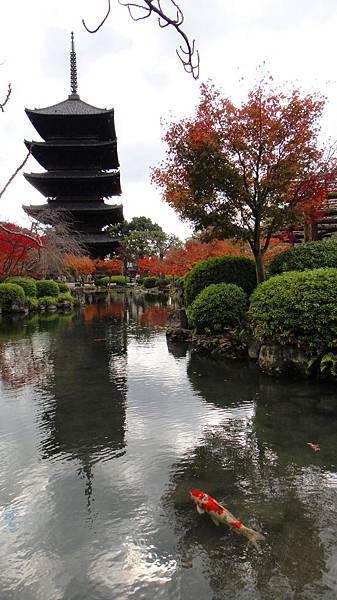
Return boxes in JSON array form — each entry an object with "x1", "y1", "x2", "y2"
[
  {"x1": 190, "y1": 490, "x2": 265, "y2": 546},
  {"x1": 307, "y1": 442, "x2": 320, "y2": 452}
]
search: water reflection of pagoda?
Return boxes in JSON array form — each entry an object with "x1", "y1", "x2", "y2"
[
  {"x1": 23, "y1": 33, "x2": 123, "y2": 258},
  {"x1": 39, "y1": 309, "x2": 127, "y2": 465}
]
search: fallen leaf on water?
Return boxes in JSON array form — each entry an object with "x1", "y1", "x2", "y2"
[{"x1": 307, "y1": 442, "x2": 320, "y2": 452}]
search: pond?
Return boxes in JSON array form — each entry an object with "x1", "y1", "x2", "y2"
[{"x1": 0, "y1": 292, "x2": 337, "y2": 600}]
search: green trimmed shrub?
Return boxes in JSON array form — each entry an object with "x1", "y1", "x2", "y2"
[
  {"x1": 269, "y1": 239, "x2": 337, "y2": 275},
  {"x1": 100, "y1": 275, "x2": 129, "y2": 286},
  {"x1": 0, "y1": 283, "x2": 25, "y2": 311},
  {"x1": 184, "y1": 255, "x2": 256, "y2": 305},
  {"x1": 38, "y1": 295, "x2": 58, "y2": 308},
  {"x1": 26, "y1": 296, "x2": 38, "y2": 310},
  {"x1": 188, "y1": 283, "x2": 247, "y2": 333},
  {"x1": 58, "y1": 292, "x2": 73, "y2": 303},
  {"x1": 36, "y1": 279, "x2": 59, "y2": 298},
  {"x1": 143, "y1": 276, "x2": 158, "y2": 289},
  {"x1": 6, "y1": 276, "x2": 37, "y2": 297},
  {"x1": 57, "y1": 281, "x2": 69, "y2": 292},
  {"x1": 94, "y1": 277, "x2": 104, "y2": 287},
  {"x1": 248, "y1": 268, "x2": 337, "y2": 354},
  {"x1": 155, "y1": 277, "x2": 168, "y2": 290}
]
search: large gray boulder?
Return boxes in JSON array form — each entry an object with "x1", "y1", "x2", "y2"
[{"x1": 258, "y1": 344, "x2": 314, "y2": 378}]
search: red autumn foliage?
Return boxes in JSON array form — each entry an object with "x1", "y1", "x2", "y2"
[
  {"x1": 95, "y1": 258, "x2": 123, "y2": 275},
  {"x1": 0, "y1": 222, "x2": 42, "y2": 277},
  {"x1": 152, "y1": 79, "x2": 335, "y2": 282},
  {"x1": 64, "y1": 255, "x2": 96, "y2": 277},
  {"x1": 138, "y1": 238, "x2": 251, "y2": 277}
]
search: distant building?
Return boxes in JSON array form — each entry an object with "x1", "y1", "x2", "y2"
[{"x1": 23, "y1": 33, "x2": 123, "y2": 258}]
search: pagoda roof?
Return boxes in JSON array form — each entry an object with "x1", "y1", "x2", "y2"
[
  {"x1": 25, "y1": 109, "x2": 116, "y2": 142},
  {"x1": 23, "y1": 201, "x2": 123, "y2": 221},
  {"x1": 26, "y1": 94, "x2": 113, "y2": 117},
  {"x1": 25, "y1": 139, "x2": 119, "y2": 170},
  {"x1": 78, "y1": 233, "x2": 121, "y2": 259},
  {"x1": 80, "y1": 233, "x2": 119, "y2": 244},
  {"x1": 24, "y1": 170, "x2": 121, "y2": 198}
]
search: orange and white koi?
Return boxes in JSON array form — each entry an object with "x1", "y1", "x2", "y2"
[
  {"x1": 307, "y1": 442, "x2": 320, "y2": 452},
  {"x1": 190, "y1": 489, "x2": 265, "y2": 546}
]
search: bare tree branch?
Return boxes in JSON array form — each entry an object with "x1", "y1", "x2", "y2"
[
  {"x1": 82, "y1": 0, "x2": 111, "y2": 33},
  {"x1": 30, "y1": 208, "x2": 87, "y2": 277},
  {"x1": 82, "y1": 0, "x2": 199, "y2": 79},
  {"x1": 0, "y1": 149, "x2": 31, "y2": 200},
  {"x1": 0, "y1": 83, "x2": 11, "y2": 112}
]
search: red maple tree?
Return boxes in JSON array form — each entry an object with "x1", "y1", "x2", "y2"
[
  {"x1": 0, "y1": 222, "x2": 43, "y2": 277},
  {"x1": 152, "y1": 79, "x2": 335, "y2": 282}
]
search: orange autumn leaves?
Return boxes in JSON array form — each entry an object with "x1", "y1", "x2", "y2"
[
  {"x1": 152, "y1": 79, "x2": 336, "y2": 281},
  {"x1": 64, "y1": 255, "x2": 123, "y2": 278},
  {"x1": 139, "y1": 238, "x2": 247, "y2": 277},
  {"x1": 64, "y1": 236, "x2": 288, "y2": 280}
]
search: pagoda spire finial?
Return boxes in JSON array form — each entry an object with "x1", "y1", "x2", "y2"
[{"x1": 70, "y1": 31, "x2": 79, "y2": 98}]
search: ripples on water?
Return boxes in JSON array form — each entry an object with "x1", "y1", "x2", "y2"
[{"x1": 0, "y1": 293, "x2": 337, "y2": 599}]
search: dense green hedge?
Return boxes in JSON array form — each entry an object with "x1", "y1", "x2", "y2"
[
  {"x1": 143, "y1": 276, "x2": 158, "y2": 289},
  {"x1": 155, "y1": 277, "x2": 168, "y2": 290},
  {"x1": 188, "y1": 283, "x2": 247, "y2": 333},
  {"x1": 36, "y1": 279, "x2": 59, "y2": 298},
  {"x1": 57, "y1": 281, "x2": 69, "y2": 292},
  {"x1": 184, "y1": 256, "x2": 256, "y2": 305},
  {"x1": 58, "y1": 292, "x2": 73, "y2": 303},
  {"x1": 248, "y1": 268, "x2": 337, "y2": 354},
  {"x1": 6, "y1": 277, "x2": 37, "y2": 297},
  {"x1": 99, "y1": 275, "x2": 129, "y2": 286},
  {"x1": 0, "y1": 283, "x2": 25, "y2": 311},
  {"x1": 26, "y1": 296, "x2": 38, "y2": 310},
  {"x1": 269, "y1": 239, "x2": 337, "y2": 275},
  {"x1": 38, "y1": 295, "x2": 58, "y2": 308}
]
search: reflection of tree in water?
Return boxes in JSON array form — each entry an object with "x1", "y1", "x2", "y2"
[
  {"x1": 124, "y1": 292, "x2": 173, "y2": 340},
  {"x1": 0, "y1": 314, "x2": 73, "y2": 390},
  {"x1": 0, "y1": 334, "x2": 52, "y2": 389},
  {"x1": 164, "y1": 355, "x2": 335, "y2": 598}
]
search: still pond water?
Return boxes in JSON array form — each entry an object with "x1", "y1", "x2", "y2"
[{"x1": 0, "y1": 293, "x2": 337, "y2": 600}]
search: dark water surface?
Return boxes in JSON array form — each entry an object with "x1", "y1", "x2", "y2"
[{"x1": 1, "y1": 293, "x2": 337, "y2": 600}]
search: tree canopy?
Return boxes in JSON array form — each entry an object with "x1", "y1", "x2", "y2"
[
  {"x1": 110, "y1": 216, "x2": 182, "y2": 260},
  {"x1": 152, "y1": 78, "x2": 337, "y2": 282}
]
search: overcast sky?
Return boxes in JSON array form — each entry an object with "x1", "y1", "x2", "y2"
[{"x1": 1, "y1": 0, "x2": 337, "y2": 240}]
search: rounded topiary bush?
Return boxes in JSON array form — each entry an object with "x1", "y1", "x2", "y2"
[
  {"x1": 143, "y1": 276, "x2": 158, "y2": 289},
  {"x1": 26, "y1": 296, "x2": 38, "y2": 311},
  {"x1": 38, "y1": 295, "x2": 58, "y2": 309},
  {"x1": 269, "y1": 239, "x2": 337, "y2": 275},
  {"x1": 248, "y1": 268, "x2": 337, "y2": 354},
  {"x1": 6, "y1": 276, "x2": 37, "y2": 297},
  {"x1": 100, "y1": 275, "x2": 129, "y2": 286},
  {"x1": 36, "y1": 279, "x2": 59, "y2": 298},
  {"x1": 155, "y1": 277, "x2": 168, "y2": 290},
  {"x1": 188, "y1": 283, "x2": 247, "y2": 333},
  {"x1": 184, "y1": 256, "x2": 256, "y2": 305},
  {"x1": 58, "y1": 292, "x2": 73, "y2": 304},
  {"x1": 0, "y1": 283, "x2": 25, "y2": 311},
  {"x1": 57, "y1": 281, "x2": 69, "y2": 293}
]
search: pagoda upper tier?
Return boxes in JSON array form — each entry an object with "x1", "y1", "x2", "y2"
[
  {"x1": 25, "y1": 98, "x2": 117, "y2": 141},
  {"x1": 23, "y1": 32, "x2": 123, "y2": 259},
  {"x1": 24, "y1": 139, "x2": 119, "y2": 171}
]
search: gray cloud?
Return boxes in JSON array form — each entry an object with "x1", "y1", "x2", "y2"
[{"x1": 119, "y1": 140, "x2": 162, "y2": 183}]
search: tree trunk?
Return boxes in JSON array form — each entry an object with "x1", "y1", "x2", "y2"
[{"x1": 254, "y1": 250, "x2": 265, "y2": 284}]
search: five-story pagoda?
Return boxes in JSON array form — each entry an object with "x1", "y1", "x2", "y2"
[{"x1": 23, "y1": 33, "x2": 123, "y2": 258}]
